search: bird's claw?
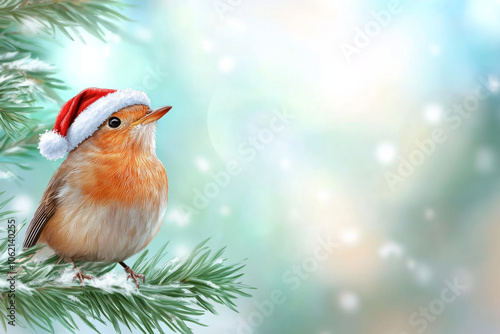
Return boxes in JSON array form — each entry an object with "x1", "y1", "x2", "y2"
[
  {"x1": 126, "y1": 268, "x2": 145, "y2": 289},
  {"x1": 72, "y1": 270, "x2": 95, "y2": 288}
]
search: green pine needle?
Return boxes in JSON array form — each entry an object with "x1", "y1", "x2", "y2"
[
  {"x1": 0, "y1": 0, "x2": 127, "y2": 177},
  {"x1": 0, "y1": 229, "x2": 252, "y2": 334},
  {"x1": 0, "y1": 3, "x2": 254, "y2": 331}
]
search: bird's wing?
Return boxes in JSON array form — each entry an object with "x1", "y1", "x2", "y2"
[{"x1": 23, "y1": 165, "x2": 66, "y2": 250}]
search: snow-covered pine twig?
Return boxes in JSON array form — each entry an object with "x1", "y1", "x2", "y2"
[
  {"x1": 0, "y1": 222, "x2": 252, "y2": 334},
  {"x1": 0, "y1": 0, "x2": 126, "y2": 177},
  {"x1": 0, "y1": 0, "x2": 127, "y2": 43},
  {"x1": 0, "y1": 52, "x2": 63, "y2": 137}
]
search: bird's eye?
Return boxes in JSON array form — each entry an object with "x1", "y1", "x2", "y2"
[{"x1": 108, "y1": 117, "x2": 121, "y2": 128}]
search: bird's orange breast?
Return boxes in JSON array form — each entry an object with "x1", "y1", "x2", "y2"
[
  {"x1": 38, "y1": 104, "x2": 169, "y2": 262},
  {"x1": 40, "y1": 147, "x2": 168, "y2": 262},
  {"x1": 70, "y1": 149, "x2": 168, "y2": 208}
]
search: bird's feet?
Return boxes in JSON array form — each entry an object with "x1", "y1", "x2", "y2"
[
  {"x1": 125, "y1": 267, "x2": 145, "y2": 289},
  {"x1": 72, "y1": 269, "x2": 95, "y2": 288}
]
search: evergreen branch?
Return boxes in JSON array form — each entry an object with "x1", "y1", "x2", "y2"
[
  {"x1": 0, "y1": 125, "x2": 46, "y2": 180},
  {"x1": 0, "y1": 0, "x2": 126, "y2": 152},
  {"x1": 0, "y1": 3, "x2": 253, "y2": 331},
  {"x1": 0, "y1": 52, "x2": 64, "y2": 138},
  {"x1": 0, "y1": 30, "x2": 33, "y2": 52},
  {"x1": 0, "y1": 0, "x2": 127, "y2": 42},
  {"x1": 0, "y1": 229, "x2": 252, "y2": 334}
]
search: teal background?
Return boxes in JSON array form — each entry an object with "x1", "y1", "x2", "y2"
[{"x1": 3, "y1": 0, "x2": 500, "y2": 333}]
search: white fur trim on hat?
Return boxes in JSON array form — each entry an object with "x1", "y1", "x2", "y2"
[
  {"x1": 67, "y1": 89, "x2": 150, "y2": 151},
  {"x1": 39, "y1": 89, "x2": 150, "y2": 160},
  {"x1": 38, "y1": 130, "x2": 68, "y2": 160}
]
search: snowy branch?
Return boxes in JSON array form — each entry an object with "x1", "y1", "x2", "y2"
[
  {"x1": 0, "y1": 0, "x2": 126, "y2": 177},
  {"x1": 0, "y1": 223, "x2": 251, "y2": 333}
]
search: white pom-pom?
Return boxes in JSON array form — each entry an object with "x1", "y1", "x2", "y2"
[{"x1": 38, "y1": 130, "x2": 68, "y2": 160}]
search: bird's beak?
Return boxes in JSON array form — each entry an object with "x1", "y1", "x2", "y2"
[{"x1": 132, "y1": 106, "x2": 172, "y2": 126}]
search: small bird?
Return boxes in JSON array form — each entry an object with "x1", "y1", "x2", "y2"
[{"x1": 23, "y1": 88, "x2": 170, "y2": 288}]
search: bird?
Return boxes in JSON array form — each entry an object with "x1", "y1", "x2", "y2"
[{"x1": 22, "y1": 87, "x2": 170, "y2": 288}]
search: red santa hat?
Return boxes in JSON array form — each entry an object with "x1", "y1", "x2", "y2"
[{"x1": 39, "y1": 87, "x2": 150, "y2": 160}]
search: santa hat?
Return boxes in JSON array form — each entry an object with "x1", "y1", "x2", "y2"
[{"x1": 39, "y1": 87, "x2": 150, "y2": 160}]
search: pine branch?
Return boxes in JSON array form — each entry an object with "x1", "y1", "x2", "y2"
[
  {"x1": 0, "y1": 225, "x2": 252, "y2": 334},
  {"x1": 0, "y1": 125, "x2": 46, "y2": 180},
  {"x1": 0, "y1": 0, "x2": 127, "y2": 176},
  {"x1": 0, "y1": 4, "x2": 253, "y2": 331},
  {"x1": 0, "y1": 52, "x2": 64, "y2": 137},
  {"x1": 0, "y1": 0, "x2": 127, "y2": 42},
  {"x1": 0, "y1": 0, "x2": 127, "y2": 138}
]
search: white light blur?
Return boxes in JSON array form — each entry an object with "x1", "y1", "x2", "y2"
[
  {"x1": 428, "y1": 44, "x2": 441, "y2": 56},
  {"x1": 175, "y1": 244, "x2": 189, "y2": 258},
  {"x1": 475, "y1": 147, "x2": 495, "y2": 173},
  {"x1": 378, "y1": 242, "x2": 403, "y2": 259},
  {"x1": 61, "y1": 39, "x2": 110, "y2": 81},
  {"x1": 466, "y1": 0, "x2": 500, "y2": 34},
  {"x1": 196, "y1": 157, "x2": 210, "y2": 172},
  {"x1": 338, "y1": 291, "x2": 359, "y2": 313},
  {"x1": 103, "y1": 45, "x2": 111, "y2": 58},
  {"x1": 166, "y1": 207, "x2": 190, "y2": 227},
  {"x1": 316, "y1": 189, "x2": 331, "y2": 202},
  {"x1": 376, "y1": 142, "x2": 396, "y2": 165},
  {"x1": 407, "y1": 259, "x2": 416, "y2": 270},
  {"x1": 220, "y1": 205, "x2": 231, "y2": 216},
  {"x1": 340, "y1": 229, "x2": 360, "y2": 246},
  {"x1": 423, "y1": 104, "x2": 443, "y2": 124},
  {"x1": 488, "y1": 75, "x2": 500, "y2": 93},
  {"x1": 202, "y1": 40, "x2": 213, "y2": 52},
  {"x1": 12, "y1": 194, "x2": 34, "y2": 215},
  {"x1": 424, "y1": 208, "x2": 436, "y2": 221},
  {"x1": 218, "y1": 57, "x2": 234, "y2": 72},
  {"x1": 415, "y1": 264, "x2": 433, "y2": 284},
  {"x1": 136, "y1": 26, "x2": 152, "y2": 42},
  {"x1": 225, "y1": 18, "x2": 248, "y2": 32},
  {"x1": 280, "y1": 159, "x2": 291, "y2": 171}
]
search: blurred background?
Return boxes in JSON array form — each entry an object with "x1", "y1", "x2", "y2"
[{"x1": 3, "y1": 0, "x2": 500, "y2": 333}]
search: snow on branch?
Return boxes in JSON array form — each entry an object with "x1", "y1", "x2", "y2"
[{"x1": 0, "y1": 224, "x2": 251, "y2": 333}]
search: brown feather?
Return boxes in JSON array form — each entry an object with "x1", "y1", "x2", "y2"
[
  {"x1": 22, "y1": 163, "x2": 67, "y2": 250},
  {"x1": 26, "y1": 105, "x2": 169, "y2": 263}
]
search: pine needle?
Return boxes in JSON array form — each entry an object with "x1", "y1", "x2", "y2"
[{"x1": 0, "y1": 229, "x2": 252, "y2": 333}]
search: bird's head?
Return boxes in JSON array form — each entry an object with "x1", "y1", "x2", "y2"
[
  {"x1": 38, "y1": 88, "x2": 172, "y2": 161},
  {"x1": 80, "y1": 104, "x2": 171, "y2": 155}
]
